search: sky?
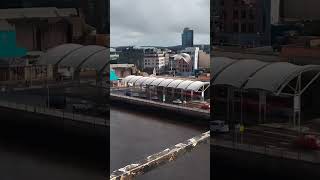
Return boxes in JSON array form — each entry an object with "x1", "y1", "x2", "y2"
[{"x1": 110, "y1": 0, "x2": 210, "y2": 47}]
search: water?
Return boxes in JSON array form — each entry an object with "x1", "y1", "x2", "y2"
[
  {"x1": 110, "y1": 106, "x2": 210, "y2": 180},
  {"x1": 0, "y1": 107, "x2": 108, "y2": 180},
  {"x1": 0, "y1": 101, "x2": 209, "y2": 180}
]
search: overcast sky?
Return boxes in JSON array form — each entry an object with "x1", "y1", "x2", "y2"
[{"x1": 110, "y1": 0, "x2": 210, "y2": 47}]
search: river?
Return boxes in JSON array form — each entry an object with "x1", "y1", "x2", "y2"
[
  {"x1": 0, "y1": 102, "x2": 209, "y2": 180},
  {"x1": 110, "y1": 106, "x2": 210, "y2": 180}
]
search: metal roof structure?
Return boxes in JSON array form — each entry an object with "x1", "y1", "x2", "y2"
[
  {"x1": 0, "y1": 8, "x2": 78, "y2": 19},
  {"x1": 38, "y1": 44, "x2": 109, "y2": 75},
  {"x1": 212, "y1": 57, "x2": 320, "y2": 95},
  {"x1": 158, "y1": 79, "x2": 175, "y2": 87},
  {"x1": 123, "y1": 75, "x2": 210, "y2": 92},
  {"x1": 211, "y1": 57, "x2": 236, "y2": 79},
  {"x1": 59, "y1": 45, "x2": 105, "y2": 69}
]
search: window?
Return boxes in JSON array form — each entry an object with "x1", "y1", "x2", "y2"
[
  {"x1": 222, "y1": 10, "x2": 227, "y2": 19},
  {"x1": 233, "y1": 9, "x2": 239, "y2": 19},
  {"x1": 241, "y1": 10, "x2": 246, "y2": 19},
  {"x1": 248, "y1": 23, "x2": 255, "y2": 33},
  {"x1": 233, "y1": 23, "x2": 239, "y2": 32},
  {"x1": 249, "y1": 9, "x2": 254, "y2": 20},
  {"x1": 241, "y1": 23, "x2": 246, "y2": 33}
]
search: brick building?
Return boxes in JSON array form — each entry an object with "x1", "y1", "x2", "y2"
[{"x1": 213, "y1": 0, "x2": 280, "y2": 47}]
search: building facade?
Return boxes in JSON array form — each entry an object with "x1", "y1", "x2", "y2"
[
  {"x1": 198, "y1": 50, "x2": 210, "y2": 69},
  {"x1": 213, "y1": 0, "x2": 280, "y2": 47},
  {"x1": 0, "y1": 0, "x2": 109, "y2": 34},
  {"x1": 281, "y1": 0, "x2": 320, "y2": 22},
  {"x1": 181, "y1": 47, "x2": 200, "y2": 70},
  {"x1": 173, "y1": 53, "x2": 193, "y2": 76},
  {"x1": 118, "y1": 47, "x2": 144, "y2": 70},
  {"x1": 182, "y1": 27, "x2": 194, "y2": 48},
  {"x1": 143, "y1": 49, "x2": 166, "y2": 74},
  {"x1": 0, "y1": 8, "x2": 84, "y2": 51}
]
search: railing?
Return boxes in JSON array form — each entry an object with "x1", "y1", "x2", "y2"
[
  {"x1": 111, "y1": 93, "x2": 210, "y2": 114},
  {"x1": 211, "y1": 138, "x2": 320, "y2": 164},
  {"x1": 0, "y1": 100, "x2": 109, "y2": 127}
]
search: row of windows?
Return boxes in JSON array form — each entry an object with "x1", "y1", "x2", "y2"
[
  {"x1": 177, "y1": 64, "x2": 190, "y2": 68},
  {"x1": 233, "y1": 9, "x2": 255, "y2": 20},
  {"x1": 144, "y1": 62, "x2": 165, "y2": 66},
  {"x1": 233, "y1": 22, "x2": 255, "y2": 33},
  {"x1": 219, "y1": 8, "x2": 255, "y2": 20},
  {"x1": 220, "y1": 0, "x2": 255, "y2": 6},
  {"x1": 177, "y1": 68, "x2": 192, "y2": 72},
  {"x1": 144, "y1": 59, "x2": 165, "y2": 62}
]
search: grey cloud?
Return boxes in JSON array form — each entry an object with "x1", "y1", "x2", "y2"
[{"x1": 111, "y1": 0, "x2": 210, "y2": 47}]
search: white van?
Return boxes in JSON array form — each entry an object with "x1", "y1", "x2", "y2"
[{"x1": 211, "y1": 120, "x2": 229, "y2": 133}]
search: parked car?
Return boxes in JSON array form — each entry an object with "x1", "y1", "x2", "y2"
[
  {"x1": 47, "y1": 96, "x2": 66, "y2": 109},
  {"x1": 132, "y1": 92, "x2": 140, "y2": 97},
  {"x1": 294, "y1": 134, "x2": 320, "y2": 150},
  {"x1": 172, "y1": 99, "x2": 182, "y2": 104},
  {"x1": 201, "y1": 103, "x2": 210, "y2": 110},
  {"x1": 211, "y1": 120, "x2": 229, "y2": 133},
  {"x1": 72, "y1": 103, "x2": 94, "y2": 113},
  {"x1": 151, "y1": 96, "x2": 159, "y2": 101},
  {"x1": 140, "y1": 94, "x2": 147, "y2": 99},
  {"x1": 125, "y1": 91, "x2": 132, "y2": 96}
]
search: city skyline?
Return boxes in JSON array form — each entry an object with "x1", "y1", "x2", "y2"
[{"x1": 110, "y1": 0, "x2": 210, "y2": 47}]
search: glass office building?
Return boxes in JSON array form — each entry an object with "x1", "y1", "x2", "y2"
[{"x1": 182, "y1": 27, "x2": 194, "y2": 48}]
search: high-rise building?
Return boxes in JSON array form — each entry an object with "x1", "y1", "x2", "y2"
[
  {"x1": 182, "y1": 27, "x2": 194, "y2": 48},
  {"x1": 212, "y1": 0, "x2": 280, "y2": 47}
]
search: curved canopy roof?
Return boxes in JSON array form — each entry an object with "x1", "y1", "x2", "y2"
[
  {"x1": 212, "y1": 57, "x2": 236, "y2": 79},
  {"x1": 167, "y1": 80, "x2": 184, "y2": 88},
  {"x1": 213, "y1": 59, "x2": 269, "y2": 88},
  {"x1": 122, "y1": 76, "x2": 209, "y2": 92},
  {"x1": 177, "y1": 80, "x2": 195, "y2": 89},
  {"x1": 80, "y1": 49, "x2": 109, "y2": 73},
  {"x1": 128, "y1": 76, "x2": 143, "y2": 84},
  {"x1": 38, "y1": 43, "x2": 83, "y2": 65},
  {"x1": 212, "y1": 57, "x2": 320, "y2": 94},
  {"x1": 150, "y1": 78, "x2": 166, "y2": 86},
  {"x1": 59, "y1": 45, "x2": 106, "y2": 68},
  {"x1": 158, "y1": 79, "x2": 175, "y2": 87},
  {"x1": 135, "y1": 77, "x2": 150, "y2": 86},
  {"x1": 38, "y1": 44, "x2": 109, "y2": 74},
  {"x1": 187, "y1": 81, "x2": 210, "y2": 91},
  {"x1": 142, "y1": 77, "x2": 158, "y2": 86}
]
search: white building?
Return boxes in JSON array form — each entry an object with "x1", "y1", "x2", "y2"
[
  {"x1": 143, "y1": 49, "x2": 166, "y2": 74},
  {"x1": 110, "y1": 48, "x2": 119, "y2": 61}
]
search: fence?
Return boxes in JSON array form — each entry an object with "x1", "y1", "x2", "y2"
[
  {"x1": 0, "y1": 100, "x2": 109, "y2": 127},
  {"x1": 211, "y1": 138, "x2": 320, "y2": 164}
]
